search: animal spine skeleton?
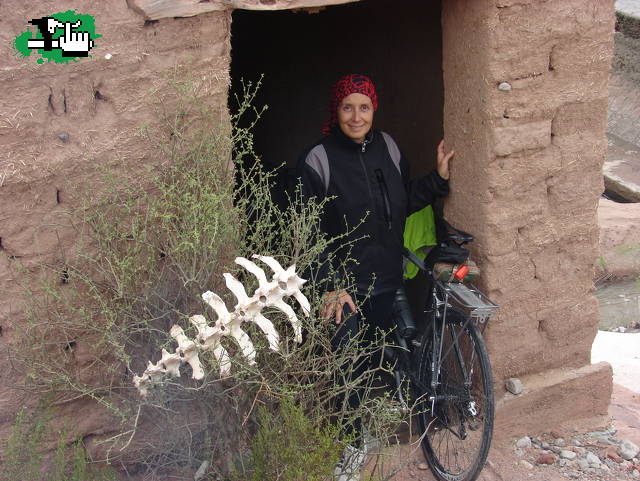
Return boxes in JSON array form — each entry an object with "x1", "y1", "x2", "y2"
[{"x1": 133, "y1": 255, "x2": 310, "y2": 397}]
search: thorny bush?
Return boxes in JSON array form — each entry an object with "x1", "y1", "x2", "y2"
[{"x1": 7, "y1": 70, "x2": 410, "y2": 480}]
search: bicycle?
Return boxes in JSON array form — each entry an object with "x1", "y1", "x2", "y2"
[{"x1": 388, "y1": 220, "x2": 498, "y2": 481}]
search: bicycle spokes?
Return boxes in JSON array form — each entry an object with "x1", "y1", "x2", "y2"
[{"x1": 417, "y1": 310, "x2": 494, "y2": 481}]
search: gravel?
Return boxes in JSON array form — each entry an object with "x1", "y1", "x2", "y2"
[{"x1": 577, "y1": 457, "x2": 590, "y2": 471}]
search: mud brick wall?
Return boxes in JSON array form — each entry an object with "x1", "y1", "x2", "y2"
[
  {"x1": 443, "y1": 0, "x2": 615, "y2": 432},
  {"x1": 0, "y1": 0, "x2": 231, "y2": 448}
]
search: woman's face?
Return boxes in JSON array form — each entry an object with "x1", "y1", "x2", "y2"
[{"x1": 337, "y1": 92, "x2": 374, "y2": 143}]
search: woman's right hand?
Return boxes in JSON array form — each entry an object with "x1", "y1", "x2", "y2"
[
  {"x1": 321, "y1": 289, "x2": 356, "y2": 325},
  {"x1": 437, "y1": 139, "x2": 454, "y2": 180}
]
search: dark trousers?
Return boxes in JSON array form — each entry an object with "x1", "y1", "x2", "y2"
[{"x1": 331, "y1": 292, "x2": 396, "y2": 444}]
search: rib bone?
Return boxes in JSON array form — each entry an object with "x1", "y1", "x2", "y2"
[{"x1": 133, "y1": 257, "x2": 310, "y2": 396}]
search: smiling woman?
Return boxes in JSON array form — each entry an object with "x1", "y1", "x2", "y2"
[
  {"x1": 296, "y1": 73, "x2": 453, "y2": 480},
  {"x1": 337, "y1": 93, "x2": 373, "y2": 143}
]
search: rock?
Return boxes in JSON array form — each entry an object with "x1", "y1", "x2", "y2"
[
  {"x1": 519, "y1": 460, "x2": 534, "y2": 469},
  {"x1": 586, "y1": 451, "x2": 601, "y2": 466},
  {"x1": 596, "y1": 436, "x2": 614, "y2": 445},
  {"x1": 573, "y1": 439, "x2": 582, "y2": 446},
  {"x1": 554, "y1": 438, "x2": 566, "y2": 447},
  {"x1": 536, "y1": 453, "x2": 557, "y2": 465},
  {"x1": 57, "y1": 132, "x2": 70, "y2": 143},
  {"x1": 620, "y1": 440, "x2": 640, "y2": 460},
  {"x1": 573, "y1": 446, "x2": 586, "y2": 455},
  {"x1": 550, "y1": 430, "x2": 561, "y2": 438},
  {"x1": 561, "y1": 450, "x2": 577, "y2": 460},
  {"x1": 194, "y1": 460, "x2": 209, "y2": 480},
  {"x1": 618, "y1": 326, "x2": 627, "y2": 333},
  {"x1": 549, "y1": 446, "x2": 562, "y2": 454},
  {"x1": 104, "y1": 53, "x2": 112, "y2": 60},
  {"x1": 514, "y1": 448, "x2": 524, "y2": 456},
  {"x1": 505, "y1": 377, "x2": 523, "y2": 394},
  {"x1": 606, "y1": 446, "x2": 624, "y2": 463},
  {"x1": 417, "y1": 462, "x2": 429, "y2": 470},
  {"x1": 577, "y1": 457, "x2": 590, "y2": 471},
  {"x1": 541, "y1": 442, "x2": 551, "y2": 449},
  {"x1": 498, "y1": 82, "x2": 512, "y2": 91},
  {"x1": 634, "y1": 470, "x2": 640, "y2": 479},
  {"x1": 601, "y1": 464, "x2": 610, "y2": 472},
  {"x1": 516, "y1": 436, "x2": 532, "y2": 448},
  {"x1": 559, "y1": 458, "x2": 567, "y2": 467}
]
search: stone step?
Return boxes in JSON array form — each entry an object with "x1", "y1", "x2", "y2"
[{"x1": 494, "y1": 362, "x2": 613, "y2": 438}]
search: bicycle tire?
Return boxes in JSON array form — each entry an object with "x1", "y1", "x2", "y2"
[{"x1": 415, "y1": 308, "x2": 494, "y2": 481}]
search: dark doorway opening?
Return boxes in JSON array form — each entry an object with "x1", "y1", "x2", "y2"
[
  {"x1": 229, "y1": 0, "x2": 444, "y2": 321},
  {"x1": 230, "y1": 0, "x2": 443, "y2": 181}
]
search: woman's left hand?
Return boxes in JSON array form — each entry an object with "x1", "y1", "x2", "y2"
[{"x1": 437, "y1": 140, "x2": 454, "y2": 180}]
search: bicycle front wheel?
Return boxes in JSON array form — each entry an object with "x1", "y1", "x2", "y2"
[{"x1": 416, "y1": 309, "x2": 494, "y2": 481}]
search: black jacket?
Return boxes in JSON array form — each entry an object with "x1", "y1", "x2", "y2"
[{"x1": 297, "y1": 127, "x2": 449, "y2": 295}]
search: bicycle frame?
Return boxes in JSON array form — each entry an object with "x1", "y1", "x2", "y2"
[
  {"x1": 396, "y1": 224, "x2": 498, "y2": 481},
  {"x1": 392, "y1": 276, "x2": 498, "y2": 417}
]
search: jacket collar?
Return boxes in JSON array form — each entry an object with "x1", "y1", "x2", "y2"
[{"x1": 331, "y1": 126, "x2": 376, "y2": 151}]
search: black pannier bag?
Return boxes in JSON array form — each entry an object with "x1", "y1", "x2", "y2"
[{"x1": 422, "y1": 217, "x2": 470, "y2": 268}]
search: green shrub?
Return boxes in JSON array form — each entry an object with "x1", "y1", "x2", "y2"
[
  {"x1": 9, "y1": 71, "x2": 406, "y2": 480},
  {"x1": 235, "y1": 397, "x2": 342, "y2": 481}
]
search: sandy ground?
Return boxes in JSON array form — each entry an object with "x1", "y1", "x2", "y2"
[{"x1": 365, "y1": 331, "x2": 640, "y2": 481}]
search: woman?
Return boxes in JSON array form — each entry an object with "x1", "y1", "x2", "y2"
[{"x1": 297, "y1": 74, "x2": 453, "y2": 479}]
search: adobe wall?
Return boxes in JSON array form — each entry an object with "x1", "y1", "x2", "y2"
[
  {"x1": 442, "y1": 0, "x2": 615, "y2": 434},
  {"x1": 0, "y1": 0, "x2": 233, "y2": 458}
]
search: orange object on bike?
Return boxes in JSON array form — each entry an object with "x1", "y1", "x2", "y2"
[{"x1": 454, "y1": 265, "x2": 469, "y2": 281}]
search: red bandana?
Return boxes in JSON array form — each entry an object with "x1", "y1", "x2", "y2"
[{"x1": 321, "y1": 74, "x2": 378, "y2": 136}]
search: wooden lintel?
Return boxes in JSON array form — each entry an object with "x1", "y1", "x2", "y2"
[{"x1": 127, "y1": 0, "x2": 360, "y2": 20}]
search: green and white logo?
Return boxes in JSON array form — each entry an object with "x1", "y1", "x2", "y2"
[{"x1": 13, "y1": 10, "x2": 101, "y2": 64}]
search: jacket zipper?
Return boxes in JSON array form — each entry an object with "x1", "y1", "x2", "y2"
[
  {"x1": 375, "y1": 168, "x2": 393, "y2": 230},
  {"x1": 358, "y1": 142, "x2": 374, "y2": 209}
]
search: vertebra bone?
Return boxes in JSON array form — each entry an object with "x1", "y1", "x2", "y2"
[{"x1": 133, "y1": 257, "x2": 310, "y2": 396}]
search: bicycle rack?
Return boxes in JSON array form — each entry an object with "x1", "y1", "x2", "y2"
[{"x1": 442, "y1": 282, "x2": 499, "y2": 324}]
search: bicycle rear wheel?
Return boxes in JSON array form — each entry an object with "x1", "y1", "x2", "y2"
[{"x1": 415, "y1": 309, "x2": 494, "y2": 481}]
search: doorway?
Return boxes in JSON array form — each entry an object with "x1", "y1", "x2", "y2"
[
  {"x1": 229, "y1": 0, "x2": 444, "y2": 320},
  {"x1": 230, "y1": 0, "x2": 444, "y2": 181}
]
